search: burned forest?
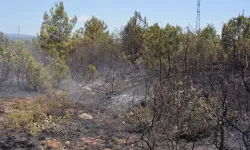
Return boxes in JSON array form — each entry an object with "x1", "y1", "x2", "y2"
[{"x1": 0, "y1": 1, "x2": 250, "y2": 150}]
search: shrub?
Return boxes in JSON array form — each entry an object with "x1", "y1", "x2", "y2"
[
  {"x1": 14, "y1": 46, "x2": 52, "y2": 91},
  {"x1": 176, "y1": 98, "x2": 214, "y2": 141},
  {"x1": 0, "y1": 34, "x2": 14, "y2": 89},
  {"x1": 47, "y1": 58, "x2": 70, "y2": 87},
  {"x1": 4, "y1": 92, "x2": 73, "y2": 134},
  {"x1": 86, "y1": 64, "x2": 97, "y2": 82},
  {"x1": 87, "y1": 64, "x2": 97, "y2": 75}
]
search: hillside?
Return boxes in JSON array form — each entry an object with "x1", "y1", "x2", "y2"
[{"x1": 3, "y1": 33, "x2": 35, "y2": 41}]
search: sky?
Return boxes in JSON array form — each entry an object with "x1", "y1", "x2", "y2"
[{"x1": 0, "y1": 0, "x2": 249, "y2": 36}]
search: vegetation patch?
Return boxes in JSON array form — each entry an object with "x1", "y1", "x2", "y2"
[{"x1": 3, "y1": 92, "x2": 74, "y2": 134}]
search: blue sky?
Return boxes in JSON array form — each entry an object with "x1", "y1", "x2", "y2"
[{"x1": 0, "y1": 0, "x2": 249, "y2": 35}]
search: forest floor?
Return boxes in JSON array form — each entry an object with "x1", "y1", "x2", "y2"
[{"x1": 0, "y1": 80, "x2": 138, "y2": 150}]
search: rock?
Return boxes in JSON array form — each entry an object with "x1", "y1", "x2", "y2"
[
  {"x1": 79, "y1": 113, "x2": 93, "y2": 119},
  {"x1": 82, "y1": 87, "x2": 92, "y2": 91},
  {"x1": 41, "y1": 139, "x2": 61, "y2": 149},
  {"x1": 65, "y1": 141, "x2": 70, "y2": 145}
]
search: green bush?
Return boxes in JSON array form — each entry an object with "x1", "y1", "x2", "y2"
[
  {"x1": 87, "y1": 64, "x2": 96, "y2": 75},
  {"x1": 14, "y1": 45, "x2": 52, "y2": 91},
  {"x1": 47, "y1": 58, "x2": 70, "y2": 87},
  {"x1": 4, "y1": 92, "x2": 73, "y2": 134},
  {"x1": 86, "y1": 64, "x2": 97, "y2": 82}
]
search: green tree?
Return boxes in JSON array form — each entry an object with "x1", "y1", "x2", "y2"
[
  {"x1": 0, "y1": 33, "x2": 13, "y2": 89},
  {"x1": 0, "y1": 32, "x2": 9, "y2": 48},
  {"x1": 39, "y1": 1, "x2": 73, "y2": 85},
  {"x1": 83, "y1": 16, "x2": 111, "y2": 45},
  {"x1": 162, "y1": 24, "x2": 183, "y2": 72},
  {"x1": 199, "y1": 24, "x2": 220, "y2": 54},
  {"x1": 222, "y1": 15, "x2": 250, "y2": 61},
  {"x1": 143, "y1": 23, "x2": 164, "y2": 70},
  {"x1": 39, "y1": 1, "x2": 77, "y2": 61},
  {"x1": 13, "y1": 43, "x2": 52, "y2": 91},
  {"x1": 122, "y1": 11, "x2": 148, "y2": 64}
]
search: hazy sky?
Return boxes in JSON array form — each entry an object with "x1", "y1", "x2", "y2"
[{"x1": 0, "y1": 0, "x2": 249, "y2": 35}]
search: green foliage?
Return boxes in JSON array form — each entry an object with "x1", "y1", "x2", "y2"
[
  {"x1": 85, "y1": 64, "x2": 97, "y2": 82},
  {"x1": 177, "y1": 98, "x2": 213, "y2": 141},
  {"x1": 13, "y1": 44, "x2": 52, "y2": 91},
  {"x1": 87, "y1": 64, "x2": 97, "y2": 74},
  {"x1": 30, "y1": 38, "x2": 41, "y2": 51},
  {"x1": 0, "y1": 34, "x2": 53, "y2": 91},
  {"x1": 198, "y1": 24, "x2": 220, "y2": 57},
  {"x1": 123, "y1": 106, "x2": 152, "y2": 125},
  {"x1": 0, "y1": 35, "x2": 13, "y2": 88},
  {"x1": 142, "y1": 23, "x2": 184, "y2": 72},
  {"x1": 222, "y1": 15, "x2": 250, "y2": 57},
  {"x1": 38, "y1": 1, "x2": 76, "y2": 86},
  {"x1": 39, "y1": 1, "x2": 77, "y2": 61},
  {"x1": 4, "y1": 92, "x2": 73, "y2": 134},
  {"x1": 122, "y1": 11, "x2": 148, "y2": 64},
  {"x1": 0, "y1": 32, "x2": 9, "y2": 48},
  {"x1": 162, "y1": 24, "x2": 183, "y2": 55},
  {"x1": 47, "y1": 58, "x2": 69, "y2": 86},
  {"x1": 83, "y1": 16, "x2": 111, "y2": 45}
]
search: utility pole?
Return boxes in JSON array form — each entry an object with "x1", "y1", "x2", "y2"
[
  {"x1": 196, "y1": 0, "x2": 201, "y2": 31},
  {"x1": 18, "y1": 26, "x2": 20, "y2": 41}
]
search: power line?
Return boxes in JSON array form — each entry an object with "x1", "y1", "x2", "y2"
[{"x1": 196, "y1": 0, "x2": 201, "y2": 31}]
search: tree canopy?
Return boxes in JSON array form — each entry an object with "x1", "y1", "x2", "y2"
[{"x1": 39, "y1": 1, "x2": 77, "y2": 61}]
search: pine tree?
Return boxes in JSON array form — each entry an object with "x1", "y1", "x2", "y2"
[{"x1": 39, "y1": 1, "x2": 77, "y2": 61}]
